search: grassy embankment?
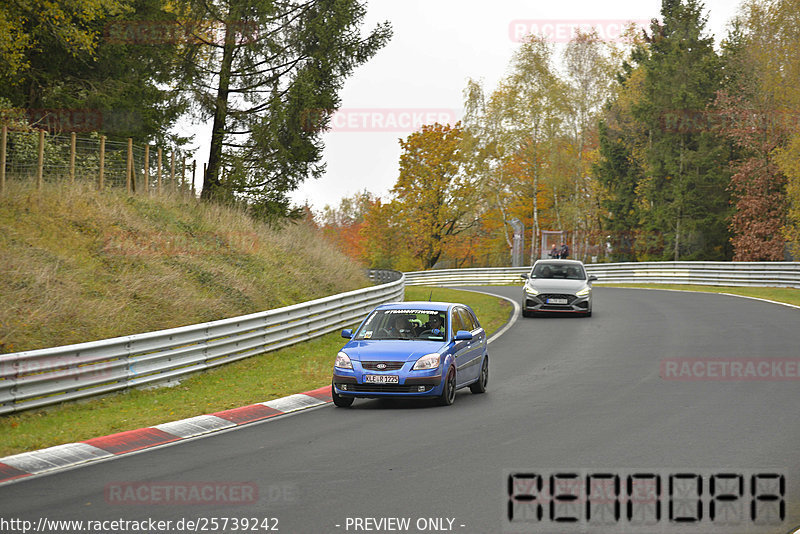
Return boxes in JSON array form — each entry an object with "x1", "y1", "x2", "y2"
[{"x1": 0, "y1": 183, "x2": 511, "y2": 456}]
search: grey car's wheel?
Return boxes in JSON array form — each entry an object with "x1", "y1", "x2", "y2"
[
  {"x1": 469, "y1": 356, "x2": 488, "y2": 394},
  {"x1": 331, "y1": 383, "x2": 354, "y2": 407},
  {"x1": 438, "y1": 368, "x2": 456, "y2": 406},
  {"x1": 522, "y1": 309, "x2": 533, "y2": 318}
]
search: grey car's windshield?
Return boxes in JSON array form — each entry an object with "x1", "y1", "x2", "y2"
[
  {"x1": 531, "y1": 263, "x2": 586, "y2": 280},
  {"x1": 354, "y1": 309, "x2": 447, "y2": 341}
]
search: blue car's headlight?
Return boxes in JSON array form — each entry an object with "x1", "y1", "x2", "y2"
[
  {"x1": 334, "y1": 351, "x2": 353, "y2": 370},
  {"x1": 412, "y1": 353, "x2": 440, "y2": 371}
]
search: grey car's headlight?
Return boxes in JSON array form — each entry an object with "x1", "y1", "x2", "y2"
[
  {"x1": 412, "y1": 353, "x2": 440, "y2": 370},
  {"x1": 576, "y1": 286, "x2": 592, "y2": 297},
  {"x1": 334, "y1": 351, "x2": 353, "y2": 369},
  {"x1": 524, "y1": 284, "x2": 539, "y2": 296}
]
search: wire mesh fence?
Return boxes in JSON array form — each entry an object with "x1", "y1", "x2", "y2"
[{"x1": 0, "y1": 127, "x2": 195, "y2": 195}]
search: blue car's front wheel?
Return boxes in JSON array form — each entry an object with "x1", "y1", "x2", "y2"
[
  {"x1": 438, "y1": 369, "x2": 456, "y2": 406},
  {"x1": 332, "y1": 383, "x2": 354, "y2": 408}
]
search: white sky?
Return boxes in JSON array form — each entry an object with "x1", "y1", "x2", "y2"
[{"x1": 181, "y1": 0, "x2": 743, "y2": 212}]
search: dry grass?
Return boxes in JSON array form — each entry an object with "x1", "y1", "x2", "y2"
[{"x1": 0, "y1": 181, "x2": 368, "y2": 353}]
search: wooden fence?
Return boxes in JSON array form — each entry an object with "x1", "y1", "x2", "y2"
[{"x1": 0, "y1": 125, "x2": 197, "y2": 196}]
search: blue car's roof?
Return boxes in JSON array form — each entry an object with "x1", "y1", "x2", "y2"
[{"x1": 375, "y1": 301, "x2": 458, "y2": 312}]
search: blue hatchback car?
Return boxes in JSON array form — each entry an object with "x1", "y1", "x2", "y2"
[{"x1": 331, "y1": 302, "x2": 489, "y2": 407}]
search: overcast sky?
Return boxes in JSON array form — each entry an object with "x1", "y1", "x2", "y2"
[{"x1": 182, "y1": 0, "x2": 743, "y2": 213}]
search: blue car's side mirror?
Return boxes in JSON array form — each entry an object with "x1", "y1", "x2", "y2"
[
  {"x1": 454, "y1": 330, "x2": 473, "y2": 341},
  {"x1": 341, "y1": 329, "x2": 353, "y2": 339}
]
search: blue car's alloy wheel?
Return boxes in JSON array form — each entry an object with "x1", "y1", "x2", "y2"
[{"x1": 438, "y1": 369, "x2": 456, "y2": 406}]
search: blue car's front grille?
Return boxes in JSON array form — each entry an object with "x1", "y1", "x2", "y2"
[{"x1": 361, "y1": 361, "x2": 405, "y2": 371}]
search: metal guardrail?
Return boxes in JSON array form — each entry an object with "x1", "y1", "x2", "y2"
[
  {"x1": 0, "y1": 271, "x2": 404, "y2": 415},
  {"x1": 404, "y1": 262, "x2": 800, "y2": 289},
  {"x1": 3, "y1": 262, "x2": 797, "y2": 415}
]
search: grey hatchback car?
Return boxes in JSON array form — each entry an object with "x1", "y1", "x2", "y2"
[{"x1": 520, "y1": 259, "x2": 597, "y2": 317}]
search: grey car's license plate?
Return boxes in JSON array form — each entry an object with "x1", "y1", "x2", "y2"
[
  {"x1": 363, "y1": 374, "x2": 399, "y2": 384},
  {"x1": 547, "y1": 298, "x2": 569, "y2": 304}
]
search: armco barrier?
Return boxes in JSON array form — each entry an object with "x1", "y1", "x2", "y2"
[
  {"x1": 0, "y1": 271, "x2": 404, "y2": 415},
  {"x1": 404, "y1": 262, "x2": 800, "y2": 289}
]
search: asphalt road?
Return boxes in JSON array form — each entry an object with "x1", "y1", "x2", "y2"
[{"x1": 1, "y1": 287, "x2": 799, "y2": 534}]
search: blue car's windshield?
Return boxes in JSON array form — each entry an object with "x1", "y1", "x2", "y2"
[
  {"x1": 531, "y1": 262, "x2": 586, "y2": 280},
  {"x1": 354, "y1": 309, "x2": 447, "y2": 341}
]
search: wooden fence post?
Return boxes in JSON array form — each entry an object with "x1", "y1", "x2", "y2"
[
  {"x1": 157, "y1": 147, "x2": 163, "y2": 196},
  {"x1": 170, "y1": 150, "x2": 176, "y2": 193},
  {"x1": 191, "y1": 160, "x2": 196, "y2": 197},
  {"x1": 144, "y1": 144, "x2": 150, "y2": 196},
  {"x1": 180, "y1": 155, "x2": 186, "y2": 195},
  {"x1": 69, "y1": 132, "x2": 76, "y2": 184},
  {"x1": 36, "y1": 130, "x2": 44, "y2": 191},
  {"x1": 98, "y1": 136, "x2": 105, "y2": 190},
  {"x1": 126, "y1": 138, "x2": 133, "y2": 194},
  {"x1": 0, "y1": 125, "x2": 6, "y2": 195}
]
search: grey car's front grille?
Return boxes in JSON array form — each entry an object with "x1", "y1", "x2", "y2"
[{"x1": 537, "y1": 294, "x2": 578, "y2": 305}]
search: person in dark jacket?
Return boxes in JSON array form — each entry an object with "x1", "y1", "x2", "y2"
[{"x1": 559, "y1": 242, "x2": 569, "y2": 259}]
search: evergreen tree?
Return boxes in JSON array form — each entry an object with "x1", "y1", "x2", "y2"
[
  {"x1": 633, "y1": 0, "x2": 732, "y2": 260},
  {"x1": 180, "y1": 0, "x2": 391, "y2": 219},
  {"x1": 594, "y1": 120, "x2": 641, "y2": 261}
]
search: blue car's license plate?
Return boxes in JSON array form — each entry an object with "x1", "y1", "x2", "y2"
[{"x1": 363, "y1": 374, "x2": 399, "y2": 384}]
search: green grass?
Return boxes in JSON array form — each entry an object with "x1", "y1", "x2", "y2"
[
  {"x1": 0, "y1": 286, "x2": 511, "y2": 457},
  {"x1": 404, "y1": 285, "x2": 512, "y2": 336},
  {"x1": 600, "y1": 284, "x2": 800, "y2": 307},
  {"x1": 0, "y1": 181, "x2": 368, "y2": 353}
]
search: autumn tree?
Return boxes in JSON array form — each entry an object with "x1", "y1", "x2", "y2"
[
  {"x1": 391, "y1": 122, "x2": 476, "y2": 269},
  {"x1": 714, "y1": 3, "x2": 794, "y2": 261},
  {"x1": 560, "y1": 30, "x2": 617, "y2": 259},
  {"x1": 472, "y1": 36, "x2": 566, "y2": 263},
  {"x1": 738, "y1": 0, "x2": 800, "y2": 258},
  {"x1": 317, "y1": 190, "x2": 376, "y2": 263}
]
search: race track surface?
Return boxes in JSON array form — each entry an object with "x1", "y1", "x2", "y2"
[{"x1": 1, "y1": 287, "x2": 798, "y2": 534}]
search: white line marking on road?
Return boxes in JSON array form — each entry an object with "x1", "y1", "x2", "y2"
[
  {"x1": 612, "y1": 286, "x2": 800, "y2": 310},
  {"x1": 443, "y1": 287, "x2": 519, "y2": 344}
]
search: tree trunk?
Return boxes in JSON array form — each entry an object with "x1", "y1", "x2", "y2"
[{"x1": 202, "y1": 10, "x2": 239, "y2": 200}]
